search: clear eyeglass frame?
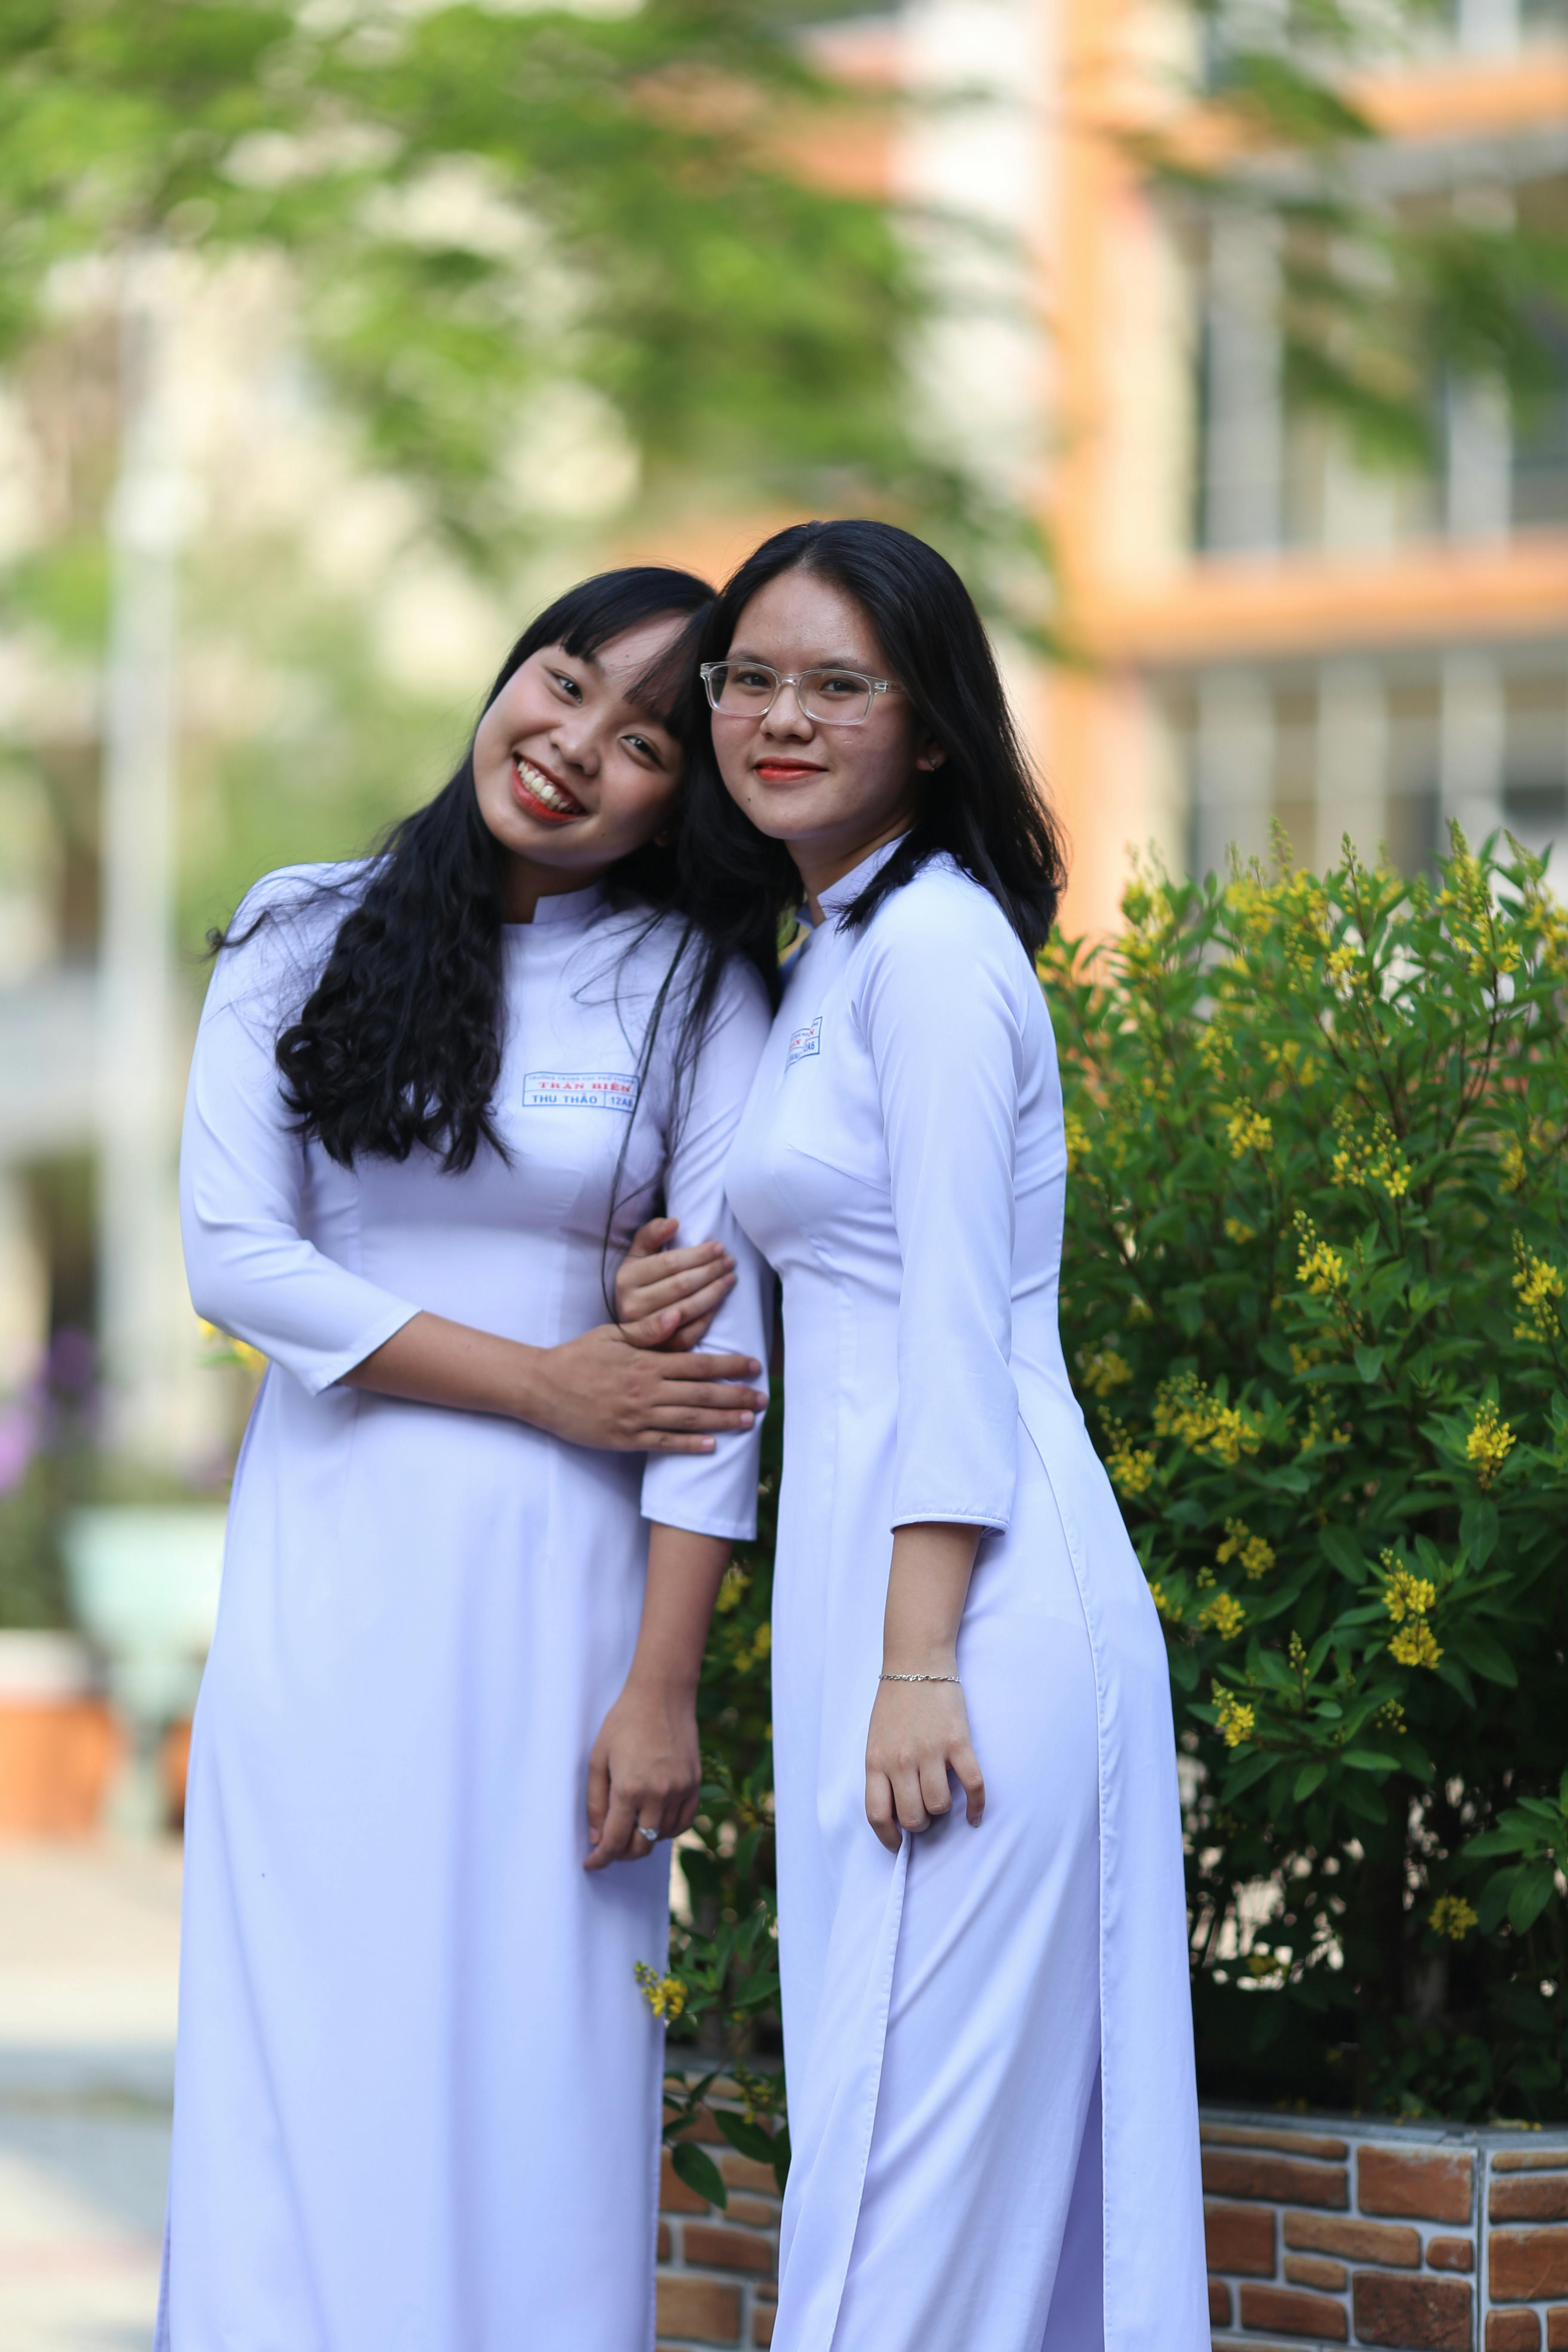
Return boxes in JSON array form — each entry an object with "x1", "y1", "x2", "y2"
[{"x1": 699, "y1": 660, "x2": 893, "y2": 727}]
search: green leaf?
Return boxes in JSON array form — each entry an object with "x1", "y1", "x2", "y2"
[
  {"x1": 1478, "y1": 1868, "x2": 1518, "y2": 1934},
  {"x1": 1508, "y1": 1864, "x2": 1558, "y2": 1936},
  {"x1": 1294, "y1": 1762, "x2": 1328, "y2": 1800},
  {"x1": 1451, "y1": 1627, "x2": 1519, "y2": 1687},
  {"x1": 670, "y1": 2139, "x2": 727, "y2": 2211},
  {"x1": 1460, "y1": 1500, "x2": 1500, "y2": 1568},
  {"x1": 1354, "y1": 1344, "x2": 1386, "y2": 1384},
  {"x1": 715, "y1": 2110, "x2": 781, "y2": 2167},
  {"x1": 1343, "y1": 1748, "x2": 1399, "y2": 1774},
  {"x1": 1223, "y1": 1749, "x2": 1279, "y2": 1798},
  {"x1": 1435, "y1": 1655, "x2": 1476, "y2": 1707},
  {"x1": 1320, "y1": 1528, "x2": 1366, "y2": 1580},
  {"x1": 1463, "y1": 1827, "x2": 1532, "y2": 1859}
]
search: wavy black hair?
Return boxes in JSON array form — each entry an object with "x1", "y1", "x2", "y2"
[
  {"x1": 220, "y1": 566, "x2": 781, "y2": 1178},
  {"x1": 675, "y1": 518, "x2": 1068, "y2": 959}
]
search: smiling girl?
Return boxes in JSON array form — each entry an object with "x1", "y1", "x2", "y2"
[
  {"x1": 160, "y1": 569, "x2": 775, "y2": 2352},
  {"x1": 679, "y1": 521, "x2": 1207, "y2": 2352}
]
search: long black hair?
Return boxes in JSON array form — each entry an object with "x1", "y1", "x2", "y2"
[
  {"x1": 229, "y1": 566, "x2": 778, "y2": 1175},
  {"x1": 676, "y1": 518, "x2": 1068, "y2": 957}
]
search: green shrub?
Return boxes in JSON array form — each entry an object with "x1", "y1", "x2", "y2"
[
  {"x1": 1046, "y1": 831, "x2": 1568, "y2": 2120},
  {"x1": 658, "y1": 828, "x2": 1568, "y2": 2174}
]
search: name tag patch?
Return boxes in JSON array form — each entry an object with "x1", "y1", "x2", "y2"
[
  {"x1": 787, "y1": 1016, "x2": 822, "y2": 1066},
  {"x1": 523, "y1": 1071, "x2": 640, "y2": 1113}
]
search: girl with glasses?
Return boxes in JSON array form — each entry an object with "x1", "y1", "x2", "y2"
[
  {"x1": 671, "y1": 520, "x2": 1207, "y2": 2352},
  {"x1": 162, "y1": 570, "x2": 776, "y2": 2352}
]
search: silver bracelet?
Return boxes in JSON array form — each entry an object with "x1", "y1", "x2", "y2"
[{"x1": 879, "y1": 1671, "x2": 960, "y2": 1684}]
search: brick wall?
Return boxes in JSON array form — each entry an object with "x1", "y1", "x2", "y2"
[
  {"x1": 1204, "y1": 2108, "x2": 1568, "y2": 2351},
  {"x1": 658, "y1": 2089, "x2": 779, "y2": 2352},
  {"x1": 655, "y1": 2094, "x2": 1568, "y2": 2349}
]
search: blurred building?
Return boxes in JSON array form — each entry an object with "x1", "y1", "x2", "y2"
[
  {"x1": 1040, "y1": 0, "x2": 1568, "y2": 930},
  {"x1": 839, "y1": 0, "x2": 1568, "y2": 930}
]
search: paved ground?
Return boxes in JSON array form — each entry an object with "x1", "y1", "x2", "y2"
[{"x1": 0, "y1": 1839, "x2": 181, "y2": 2352}]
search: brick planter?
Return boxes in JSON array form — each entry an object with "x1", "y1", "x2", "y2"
[
  {"x1": 659, "y1": 2094, "x2": 779, "y2": 2352},
  {"x1": 657, "y1": 2096, "x2": 1568, "y2": 2351},
  {"x1": 1204, "y1": 2107, "x2": 1568, "y2": 2351}
]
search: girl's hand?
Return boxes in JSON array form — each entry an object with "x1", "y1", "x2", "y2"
[
  {"x1": 864, "y1": 1674, "x2": 986, "y2": 1854},
  {"x1": 585, "y1": 1675, "x2": 702, "y2": 1871},
  {"x1": 537, "y1": 1323, "x2": 764, "y2": 1452},
  {"x1": 616, "y1": 1216, "x2": 736, "y2": 1351}
]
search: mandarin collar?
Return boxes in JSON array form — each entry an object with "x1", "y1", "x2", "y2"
[
  {"x1": 812, "y1": 835, "x2": 908, "y2": 925},
  {"x1": 503, "y1": 879, "x2": 609, "y2": 934}
]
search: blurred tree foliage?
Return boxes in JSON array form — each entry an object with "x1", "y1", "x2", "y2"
[
  {"x1": 1047, "y1": 833, "x2": 1568, "y2": 2121},
  {"x1": 0, "y1": 0, "x2": 977, "y2": 564}
]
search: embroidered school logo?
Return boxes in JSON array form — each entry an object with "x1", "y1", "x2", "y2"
[
  {"x1": 522, "y1": 1072, "x2": 640, "y2": 1113},
  {"x1": 786, "y1": 1017, "x2": 823, "y2": 1066}
]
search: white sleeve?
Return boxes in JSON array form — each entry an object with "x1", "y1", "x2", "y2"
[
  {"x1": 179, "y1": 891, "x2": 420, "y2": 1396},
  {"x1": 855, "y1": 878, "x2": 1024, "y2": 1533},
  {"x1": 640, "y1": 961, "x2": 774, "y2": 1543}
]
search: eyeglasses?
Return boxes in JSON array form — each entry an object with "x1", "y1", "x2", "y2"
[{"x1": 700, "y1": 660, "x2": 894, "y2": 727}]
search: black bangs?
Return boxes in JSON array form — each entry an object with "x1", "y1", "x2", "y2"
[{"x1": 622, "y1": 603, "x2": 710, "y2": 736}]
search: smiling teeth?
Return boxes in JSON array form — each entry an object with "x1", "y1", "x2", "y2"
[{"x1": 517, "y1": 758, "x2": 582, "y2": 815}]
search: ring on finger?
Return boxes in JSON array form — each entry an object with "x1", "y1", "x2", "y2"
[{"x1": 634, "y1": 1822, "x2": 659, "y2": 1844}]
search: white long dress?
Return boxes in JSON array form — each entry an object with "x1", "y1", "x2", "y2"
[
  {"x1": 160, "y1": 866, "x2": 771, "y2": 2352},
  {"x1": 725, "y1": 845, "x2": 1207, "y2": 2352}
]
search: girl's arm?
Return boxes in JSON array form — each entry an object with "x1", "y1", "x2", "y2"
[
  {"x1": 583, "y1": 964, "x2": 776, "y2": 1866},
  {"x1": 184, "y1": 915, "x2": 764, "y2": 1450},
  {"x1": 342, "y1": 1313, "x2": 763, "y2": 1454},
  {"x1": 855, "y1": 882, "x2": 1029, "y2": 1847},
  {"x1": 864, "y1": 1523, "x2": 987, "y2": 1853},
  {"x1": 583, "y1": 1524, "x2": 732, "y2": 1869}
]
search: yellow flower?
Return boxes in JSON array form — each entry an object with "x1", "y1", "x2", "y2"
[
  {"x1": 1064, "y1": 1112, "x2": 1091, "y2": 1168},
  {"x1": 1079, "y1": 1348, "x2": 1131, "y2": 1398},
  {"x1": 1326, "y1": 943, "x2": 1360, "y2": 991},
  {"x1": 714, "y1": 1564, "x2": 750, "y2": 1616},
  {"x1": 1149, "y1": 1579, "x2": 1182, "y2": 1622},
  {"x1": 1390, "y1": 1620, "x2": 1442, "y2": 1669},
  {"x1": 1104, "y1": 1417, "x2": 1156, "y2": 1498},
  {"x1": 1381, "y1": 1558, "x2": 1437, "y2": 1624},
  {"x1": 1200, "y1": 1592, "x2": 1246, "y2": 1640},
  {"x1": 1429, "y1": 1894, "x2": 1477, "y2": 1942},
  {"x1": 1226, "y1": 1104, "x2": 1273, "y2": 1157},
  {"x1": 197, "y1": 1317, "x2": 266, "y2": 1377},
  {"x1": 1466, "y1": 1399, "x2": 1516, "y2": 1491},
  {"x1": 1218, "y1": 1519, "x2": 1277, "y2": 1581},
  {"x1": 634, "y1": 1963, "x2": 687, "y2": 2021},
  {"x1": 1224, "y1": 1217, "x2": 1256, "y2": 1245},
  {"x1": 1512, "y1": 1238, "x2": 1565, "y2": 1344},
  {"x1": 1375, "y1": 1699, "x2": 1406, "y2": 1733},
  {"x1": 1153, "y1": 1373, "x2": 1261, "y2": 1466},
  {"x1": 1286, "y1": 1631, "x2": 1307, "y2": 1674},
  {"x1": 735, "y1": 1622, "x2": 772, "y2": 1674},
  {"x1": 1330, "y1": 1104, "x2": 1411, "y2": 1201},
  {"x1": 1295, "y1": 1222, "x2": 1348, "y2": 1297},
  {"x1": 1501, "y1": 1136, "x2": 1528, "y2": 1193},
  {"x1": 1214, "y1": 1693, "x2": 1256, "y2": 1748}
]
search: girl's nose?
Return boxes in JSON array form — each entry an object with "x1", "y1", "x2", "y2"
[{"x1": 761, "y1": 680, "x2": 814, "y2": 738}]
